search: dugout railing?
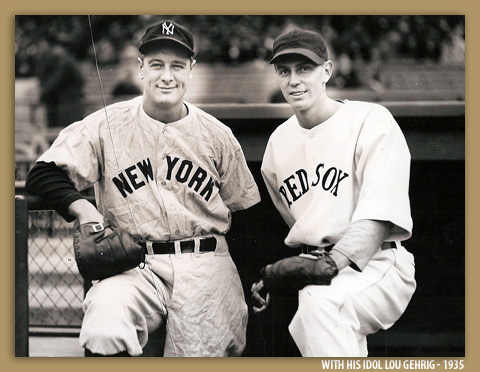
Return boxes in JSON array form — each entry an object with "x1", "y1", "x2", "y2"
[{"x1": 15, "y1": 102, "x2": 465, "y2": 357}]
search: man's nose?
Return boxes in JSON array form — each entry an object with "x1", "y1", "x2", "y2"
[
  {"x1": 161, "y1": 67, "x2": 173, "y2": 82},
  {"x1": 289, "y1": 71, "x2": 301, "y2": 86}
]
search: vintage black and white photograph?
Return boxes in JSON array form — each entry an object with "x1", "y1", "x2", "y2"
[{"x1": 14, "y1": 15, "x2": 465, "y2": 358}]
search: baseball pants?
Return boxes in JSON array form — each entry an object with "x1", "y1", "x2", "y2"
[
  {"x1": 288, "y1": 244, "x2": 416, "y2": 357},
  {"x1": 79, "y1": 234, "x2": 248, "y2": 357}
]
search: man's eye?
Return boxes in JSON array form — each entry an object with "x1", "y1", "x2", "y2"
[
  {"x1": 277, "y1": 69, "x2": 289, "y2": 76},
  {"x1": 299, "y1": 65, "x2": 311, "y2": 73}
]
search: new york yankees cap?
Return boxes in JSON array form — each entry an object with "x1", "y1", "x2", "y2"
[
  {"x1": 269, "y1": 28, "x2": 328, "y2": 64},
  {"x1": 139, "y1": 20, "x2": 195, "y2": 57}
]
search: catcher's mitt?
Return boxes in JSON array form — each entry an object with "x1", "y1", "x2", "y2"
[
  {"x1": 73, "y1": 222, "x2": 145, "y2": 281},
  {"x1": 260, "y1": 251, "x2": 339, "y2": 295}
]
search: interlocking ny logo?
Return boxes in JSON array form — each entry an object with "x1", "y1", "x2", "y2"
[{"x1": 162, "y1": 22, "x2": 174, "y2": 35}]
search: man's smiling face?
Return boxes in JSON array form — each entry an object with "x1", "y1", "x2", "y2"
[
  {"x1": 274, "y1": 54, "x2": 329, "y2": 112},
  {"x1": 140, "y1": 45, "x2": 193, "y2": 113}
]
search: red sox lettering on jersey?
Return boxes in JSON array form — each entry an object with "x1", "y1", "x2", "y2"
[
  {"x1": 279, "y1": 163, "x2": 349, "y2": 208},
  {"x1": 112, "y1": 155, "x2": 215, "y2": 201}
]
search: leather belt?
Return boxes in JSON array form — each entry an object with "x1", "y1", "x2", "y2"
[
  {"x1": 140, "y1": 236, "x2": 217, "y2": 255},
  {"x1": 381, "y1": 241, "x2": 398, "y2": 250},
  {"x1": 301, "y1": 244, "x2": 334, "y2": 254},
  {"x1": 301, "y1": 241, "x2": 397, "y2": 254}
]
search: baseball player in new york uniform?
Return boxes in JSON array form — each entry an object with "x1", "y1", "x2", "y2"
[
  {"x1": 251, "y1": 28, "x2": 416, "y2": 357},
  {"x1": 26, "y1": 20, "x2": 260, "y2": 357}
]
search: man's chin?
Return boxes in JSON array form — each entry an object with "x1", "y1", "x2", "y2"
[
  {"x1": 155, "y1": 98, "x2": 184, "y2": 109},
  {"x1": 288, "y1": 100, "x2": 311, "y2": 112}
]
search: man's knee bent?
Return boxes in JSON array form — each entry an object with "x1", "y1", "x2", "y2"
[{"x1": 296, "y1": 285, "x2": 344, "y2": 320}]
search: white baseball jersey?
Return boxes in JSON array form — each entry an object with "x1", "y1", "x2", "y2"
[
  {"x1": 38, "y1": 96, "x2": 261, "y2": 240},
  {"x1": 261, "y1": 100, "x2": 412, "y2": 270}
]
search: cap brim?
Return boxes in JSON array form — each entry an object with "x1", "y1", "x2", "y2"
[
  {"x1": 139, "y1": 37, "x2": 194, "y2": 56},
  {"x1": 269, "y1": 48, "x2": 325, "y2": 64}
]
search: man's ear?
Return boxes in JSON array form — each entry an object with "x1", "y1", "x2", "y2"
[
  {"x1": 138, "y1": 56, "x2": 144, "y2": 78},
  {"x1": 190, "y1": 58, "x2": 196, "y2": 78},
  {"x1": 323, "y1": 60, "x2": 334, "y2": 83}
]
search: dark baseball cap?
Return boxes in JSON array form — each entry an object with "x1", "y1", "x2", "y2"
[
  {"x1": 139, "y1": 20, "x2": 195, "y2": 57},
  {"x1": 269, "y1": 28, "x2": 328, "y2": 64}
]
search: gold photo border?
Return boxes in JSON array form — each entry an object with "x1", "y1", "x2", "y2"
[{"x1": 5, "y1": 3, "x2": 474, "y2": 372}]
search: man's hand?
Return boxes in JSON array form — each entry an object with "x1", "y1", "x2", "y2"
[
  {"x1": 253, "y1": 251, "x2": 338, "y2": 304},
  {"x1": 251, "y1": 279, "x2": 271, "y2": 313},
  {"x1": 73, "y1": 222, "x2": 145, "y2": 281}
]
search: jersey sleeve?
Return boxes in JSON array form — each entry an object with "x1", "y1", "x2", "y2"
[
  {"x1": 25, "y1": 161, "x2": 86, "y2": 221},
  {"x1": 352, "y1": 105, "x2": 413, "y2": 241},
  {"x1": 36, "y1": 118, "x2": 102, "y2": 192},
  {"x1": 217, "y1": 133, "x2": 261, "y2": 212}
]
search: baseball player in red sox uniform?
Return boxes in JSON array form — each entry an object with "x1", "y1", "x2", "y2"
[
  {"x1": 26, "y1": 20, "x2": 260, "y2": 357},
  {"x1": 251, "y1": 28, "x2": 416, "y2": 357}
]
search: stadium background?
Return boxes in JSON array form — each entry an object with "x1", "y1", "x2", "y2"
[{"x1": 14, "y1": 15, "x2": 465, "y2": 357}]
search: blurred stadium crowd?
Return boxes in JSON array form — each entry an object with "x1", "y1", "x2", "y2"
[{"x1": 16, "y1": 15, "x2": 465, "y2": 88}]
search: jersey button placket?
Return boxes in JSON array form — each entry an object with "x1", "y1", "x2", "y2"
[
  {"x1": 155, "y1": 125, "x2": 174, "y2": 239},
  {"x1": 305, "y1": 134, "x2": 316, "y2": 179},
  {"x1": 163, "y1": 199, "x2": 180, "y2": 240}
]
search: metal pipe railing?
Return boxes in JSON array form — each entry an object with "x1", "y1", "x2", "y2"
[
  {"x1": 14, "y1": 194, "x2": 96, "y2": 357},
  {"x1": 15, "y1": 196, "x2": 29, "y2": 357}
]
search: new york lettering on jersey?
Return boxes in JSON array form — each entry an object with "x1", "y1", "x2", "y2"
[
  {"x1": 279, "y1": 162, "x2": 349, "y2": 207},
  {"x1": 112, "y1": 155, "x2": 215, "y2": 201}
]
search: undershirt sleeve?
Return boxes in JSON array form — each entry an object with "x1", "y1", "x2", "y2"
[{"x1": 25, "y1": 161, "x2": 87, "y2": 222}]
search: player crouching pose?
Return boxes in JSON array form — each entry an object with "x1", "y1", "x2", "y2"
[
  {"x1": 26, "y1": 20, "x2": 260, "y2": 357},
  {"x1": 251, "y1": 28, "x2": 416, "y2": 357}
]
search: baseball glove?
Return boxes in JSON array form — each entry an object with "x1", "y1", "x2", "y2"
[
  {"x1": 73, "y1": 222, "x2": 145, "y2": 281},
  {"x1": 260, "y1": 251, "x2": 339, "y2": 295}
]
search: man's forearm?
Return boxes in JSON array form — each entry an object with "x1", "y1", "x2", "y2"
[
  {"x1": 331, "y1": 219, "x2": 393, "y2": 271},
  {"x1": 68, "y1": 199, "x2": 104, "y2": 225}
]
